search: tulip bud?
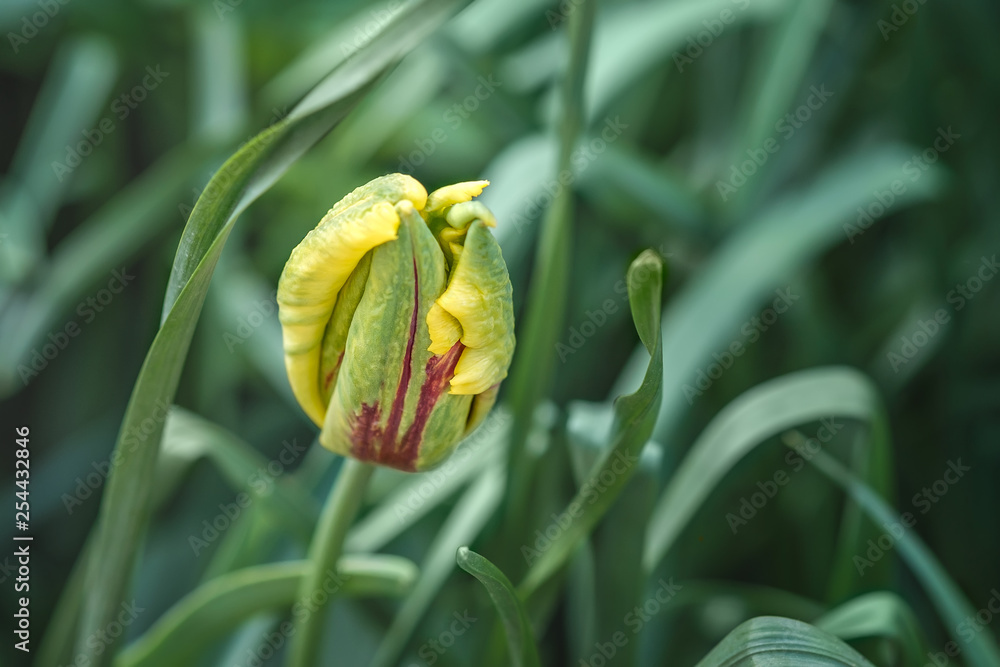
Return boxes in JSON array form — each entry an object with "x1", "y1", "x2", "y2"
[{"x1": 278, "y1": 174, "x2": 515, "y2": 471}]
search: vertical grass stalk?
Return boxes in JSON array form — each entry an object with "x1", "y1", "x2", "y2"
[{"x1": 504, "y1": 0, "x2": 596, "y2": 533}]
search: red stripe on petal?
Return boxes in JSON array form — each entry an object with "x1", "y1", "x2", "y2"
[
  {"x1": 351, "y1": 402, "x2": 382, "y2": 462},
  {"x1": 382, "y1": 259, "x2": 420, "y2": 452},
  {"x1": 396, "y1": 341, "x2": 465, "y2": 466}
]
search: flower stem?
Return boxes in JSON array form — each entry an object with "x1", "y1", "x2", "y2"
[
  {"x1": 287, "y1": 458, "x2": 375, "y2": 667},
  {"x1": 504, "y1": 0, "x2": 595, "y2": 537}
]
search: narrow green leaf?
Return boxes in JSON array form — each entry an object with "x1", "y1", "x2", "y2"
[
  {"x1": 75, "y1": 1, "x2": 468, "y2": 662},
  {"x1": 519, "y1": 250, "x2": 664, "y2": 598},
  {"x1": 808, "y1": 451, "x2": 1000, "y2": 667},
  {"x1": 694, "y1": 616, "x2": 876, "y2": 666},
  {"x1": 115, "y1": 555, "x2": 418, "y2": 667},
  {"x1": 643, "y1": 366, "x2": 891, "y2": 575},
  {"x1": 457, "y1": 547, "x2": 542, "y2": 667}
]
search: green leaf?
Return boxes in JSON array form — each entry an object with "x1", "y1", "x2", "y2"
[
  {"x1": 519, "y1": 249, "x2": 664, "y2": 598},
  {"x1": 643, "y1": 366, "x2": 891, "y2": 576},
  {"x1": 808, "y1": 450, "x2": 1000, "y2": 667},
  {"x1": 115, "y1": 555, "x2": 418, "y2": 667},
  {"x1": 816, "y1": 592, "x2": 926, "y2": 667},
  {"x1": 74, "y1": 1, "x2": 470, "y2": 662},
  {"x1": 694, "y1": 616, "x2": 876, "y2": 666},
  {"x1": 457, "y1": 547, "x2": 542, "y2": 667}
]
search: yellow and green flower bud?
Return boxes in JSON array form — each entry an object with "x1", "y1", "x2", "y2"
[{"x1": 277, "y1": 174, "x2": 515, "y2": 471}]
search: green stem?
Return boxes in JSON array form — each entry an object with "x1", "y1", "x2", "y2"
[
  {"x1": 286, "y1": 458, "x2": 375, "y2": 667},
  {"x1": 504, "y1": 0, "x2": 596, "y2": 536}
]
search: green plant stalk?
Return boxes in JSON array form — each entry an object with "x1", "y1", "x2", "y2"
[
  {"x1": 505, "y1": 0, "x2": 595, "y2": 533},
  {"x1": 287, "y1": 458, "x2": 375, "y2": 667}
]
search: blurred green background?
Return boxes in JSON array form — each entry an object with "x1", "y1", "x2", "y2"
[{"x1": 2, "y1": 0, "x2": 999, "y2": 664}]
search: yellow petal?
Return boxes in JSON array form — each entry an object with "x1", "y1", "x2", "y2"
[
  {"x1": 278, "y1": 174, "x2": 428, "y2": 425},
  {"x1": 424, "y1": 180, "x2": 489, "y2": 215}
]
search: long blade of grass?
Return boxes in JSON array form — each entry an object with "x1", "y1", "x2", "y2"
[
  {"x1": 505, "y1": 0, "x2": 595, "y2": 527},
  {"x1": 643, "y1": 366, "x2": 891, "y2": 575},
  {"x1": 808, "y1": 450, "x2": 1000, "y2": 667}
]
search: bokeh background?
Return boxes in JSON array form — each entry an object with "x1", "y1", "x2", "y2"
[{"x1": 1, "y1": 0, "x2": 999, "y2": 665}]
